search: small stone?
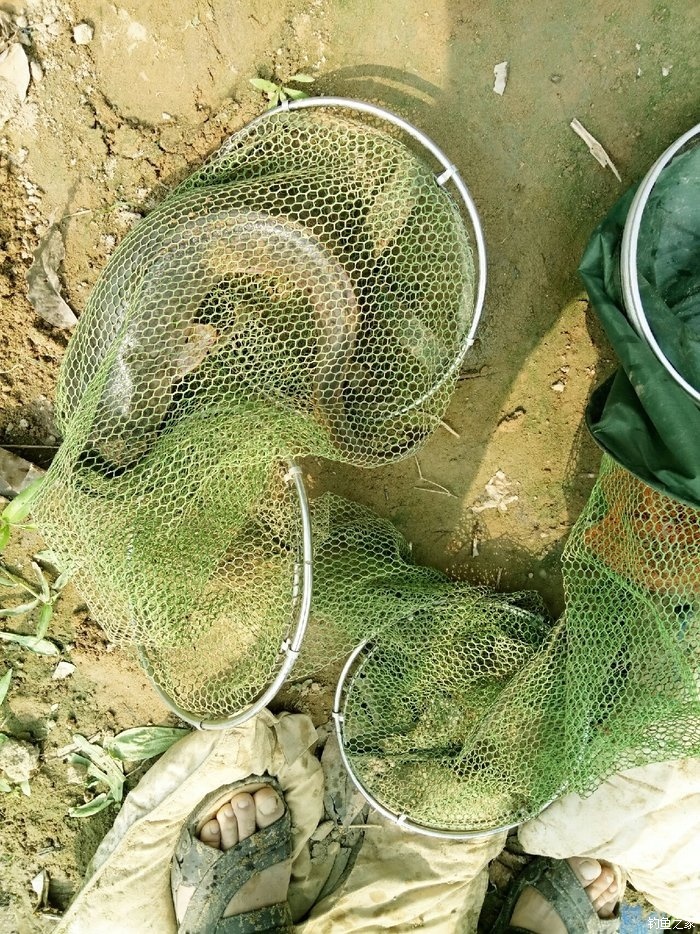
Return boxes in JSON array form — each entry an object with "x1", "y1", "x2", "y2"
[
  {"x1": 72, "y1": 22, "x2": 93, "y2": 45},
  {"x1": 551, "y1": 380, "x2": 565, "y2": 392},
  {"x1": 52, "y1": 661, "x2": 76, "y2": 680},
  {"x1": 15, "y1": 15, "x2": 28, "y2": 28},
  {"x1": 46, "y1": 22, "x2": 60, "y2": 37},
  {"x1": 18, "y1": 418, "x2": 28, "y2": 428},
  {"x1": 0, "y1": 736, "x2": 39, "y2": 784},
  {"x1": 550, "y1": 73, "x2": 562, "y2": 84},
  {"x1": 661, "y1": 65, "x2": 671, "y2": 77},
  {"x1": 30, "y1": 61, "x2": 43, "y2": 83}
]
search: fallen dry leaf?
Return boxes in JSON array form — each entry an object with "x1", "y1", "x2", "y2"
[{"x1": 27, "y1": 227, "x2": 79, "y2": 329}]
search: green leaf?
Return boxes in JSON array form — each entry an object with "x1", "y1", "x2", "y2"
[
  {"x1": 0, "y1": 732, "x2": 7, "y2": 749},
  {"x1": 283, "y1": 87, "x2": 308, "y2": 100},
  {"x1": 0, "y1": 567, "x2": 21, "y2": 588},
  {"x1": 69, "y1": 794, "x2": 112, "y2": 818},
  {"x1": 32, "y1": 563, "x2": 50, "y2": 602},
  {"x1": 1, "y1": 479, "x2": 43, "y2": 525},
  {"x1": 35, "y1": 604, "x2": 53, "y2": 641},
  {"x1": 68, "y1": 753, "x2": 91, "y2": 768},
  {"x1": 86, "y1": 762, "x2": 123, "y2": 802},
  {"x1": 288, "y1": 73, "x2": 315, "y2": 83},
  {"x1": 106, "y1": 726, "x2": 189, "y2": 762},
  {"x1": 72, "y1": 735, "x2": 125, "y2": 803},
  {"x1": 0, "y1": 521, "x2": 10, "y2": 551},
  {"x1": 52, "y1": 568, "x2": 72, "y2": 593},
  {"x1": 0, "y1": 631, "x2": 59, "y2": 655},
  {"x1": 0, "y1": 668, "x2": 12, "y2": 706},
  {"x1": 249, "y1": 78, "x2": 281, "y2": 95},
  {"x1": 19, "y1": 779, "x2": 31, "y2": 797},
  {"x1": 0, "y1": 778, "x2": 11, "y2": 793},
  {"x1": 0, "y1": 597, "x2": 40, "y2": 618}
]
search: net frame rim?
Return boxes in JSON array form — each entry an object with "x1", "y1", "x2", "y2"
[
  {"x1": 234, "y1": 96, "x2": 487, "y2": 413},
  {"x1": 332, "y1": 639, "x2": 552, "y2": 840},
  {"x1": 621, "y1": 121, "x2": 700, "y2": 404},
  {"x1": 138, "y1": 460, "x2": 313, "y2": 730}
]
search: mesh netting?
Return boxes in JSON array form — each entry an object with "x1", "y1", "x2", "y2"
[
  {"x1": 33, "y1": 105, "x2": 478, "y2": 721},
  {"x1": 334, "y1": 458, "x2": 700, "y2": 833},
  {"x1": 560, "y1": 455, "x2": 700, "y2": 787}
]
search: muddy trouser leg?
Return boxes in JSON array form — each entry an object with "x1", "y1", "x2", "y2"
[
  {"x1": 300, "y1": 817, "x2": 506, "y2": 933},
  {"x1": 518, "y1": 760, "x2": 700, "y2": 923}
]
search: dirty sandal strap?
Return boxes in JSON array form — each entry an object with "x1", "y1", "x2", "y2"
[
  {"x1": 492, "y1": 857, "x2": 620, "y2": 934},
  {"x1": 172, "y1": 776, "x2": 294, "y2": 934}
]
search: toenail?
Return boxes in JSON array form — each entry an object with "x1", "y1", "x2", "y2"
[
  {"x1": 222, "y1": 804, "x2": 233, "y2": 818},
  {"x1": 259, "y1": 794, "x2": 279, "y2": 815},
  {"x1": 235, "y1": 797, "x2": 250, "y2": 809},
  {"x1": 578, "y1": 859, "x2": 599, "y2": 882}
]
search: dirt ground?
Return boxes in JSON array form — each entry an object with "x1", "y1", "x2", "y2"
[{"x1": 0, "y1": 0, "x2": 697, "y2": 930}]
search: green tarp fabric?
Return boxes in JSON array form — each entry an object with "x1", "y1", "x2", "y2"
[{"x1": 579, "y1": 179, "x2": 700, "y2": 510}]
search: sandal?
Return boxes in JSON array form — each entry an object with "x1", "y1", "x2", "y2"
[
  {"x1": 492, "y1": 857, "x2": 621, "y2": 933},
  {"x1": 171, "y1": 775, "x2": 294, "y2": 934}
]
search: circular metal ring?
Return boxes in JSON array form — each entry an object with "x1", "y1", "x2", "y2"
[
  {"x1": 236, "y1": 96, "x2": 487, "y2": 417},
  {"x1": 620, "y1": 122, "x2": 700, "y2": 404},
  {"x1": 332, "y1": 639, "x2": 549, "y2": 840},
  {"x1": 139, "y1": 459, "x2": 312, "y2": 730}
]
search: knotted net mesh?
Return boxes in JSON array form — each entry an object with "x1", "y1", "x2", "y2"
[
  {"x1": 32, "y1": 105, "x2": 478, "y2": 721},
  {"x1": 335, "y1": 456, "x2": 700, "y2": 833}
]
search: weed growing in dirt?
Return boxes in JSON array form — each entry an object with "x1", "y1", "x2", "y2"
[
  {"x1": 0, "y1": 479, "x2": 67, "y2": 655},
  {"x1": 249, "y1": 72, "x2": 314, "y2": 108},
  {"x1": 67, "y1": 727, "x2": 189, "y2": 817}
]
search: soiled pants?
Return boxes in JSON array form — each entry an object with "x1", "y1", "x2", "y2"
[
  {"x1": 54, "y1": 716, "x2": 700, "y2": 933},
  {"x1": 304, "y1": 760, "x2": 700, "y2": 931}
]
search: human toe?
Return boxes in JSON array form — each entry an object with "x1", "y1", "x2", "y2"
[
  {"x1": 199, "y1": 819, "x2": 221, "y2": 849},
  {"x1": 567, "y1": 856, "x2": 601, "y2": 885},
  {"x1": 230, "y1": 792, "x2": 256, "y2": 840},
  {"x1": 581, "y1": 865, "x2": 612, "y2": 901},
  {"x1": 254, "y1": 786, "x2": 284, "y2": 829},
  {"x1": 593, "y1": 877, "x2": 621, "y2": 915},
  {"x1": 216, "y1": 802, "x2": 239, "y2": 851}
]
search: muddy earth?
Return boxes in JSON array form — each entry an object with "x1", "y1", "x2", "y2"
[{"x1": 0, "y1": 0, "x2": 696, "y2": 930}]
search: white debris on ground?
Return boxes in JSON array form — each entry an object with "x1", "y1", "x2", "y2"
[
  {"x1": 72, "y1": 22, "x2": 94, "y2": 45},
  {"x1": 570, "y1": 118, "x2": 622, "y2": 181},
  {"x1": 27, "y1": 226, "x2": 79, "y2": 328},
  {"x1": 0, "y1": 42, "x2": 30, "y2": 128},
  {"x1": 52, "y1": 661, "x2": 76, "y2": 680},
  {"x1": 493, "y1": 61, "x2": 508, "y2": 95},
  {"x1": 30, "y1": 869, "x2": 49, "y2": 908},
  {"x1": 472, "y1": 470, "x2": 519, "y2": 514},
  {"x1": 0, "y1": 735, "x2": 39, "y2": 787}
]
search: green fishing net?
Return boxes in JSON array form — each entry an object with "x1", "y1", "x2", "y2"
[
  {"x1": 332, "y1": 457, "x2": 700, "y2": 834},
  {"x1": 32, "y1": 105, "x2": 478, "y2": 724},
  {"x1": 333, "y1": 129, "x2": 700, "y2": 834}
]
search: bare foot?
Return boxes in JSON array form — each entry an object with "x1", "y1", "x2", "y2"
[
  {"x1": 176, "y1": 785, "x2": 290, "y2": 921},
  {"x1": 509, "y1": 856, "x2": 623, "y2": 934}
]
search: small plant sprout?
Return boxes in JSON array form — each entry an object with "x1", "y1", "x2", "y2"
[
  {"x1": 0, "y1": 480, "x2": 70, "y2": 655},
  {"x1": 0, "y1": 559, "x2": 69, "y2": 656},
  {"x1": 249, "y1": 73, "x2": 314, "y2": 109},
  {"x1": 0, "y1": 478, "x2": 43, "y2": 551},
  {"x1": 0, "y1": 668, "x2": 12, "y2": 707},
  {"x1": 67, "y1": 726, "x2": 189, "y2": 818}
]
